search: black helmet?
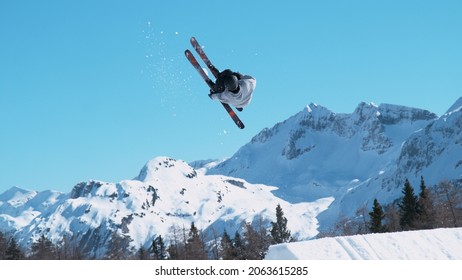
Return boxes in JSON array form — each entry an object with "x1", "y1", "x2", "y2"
[{"x1": 223, "y1": 74, "x2": 239, "y2": 92}]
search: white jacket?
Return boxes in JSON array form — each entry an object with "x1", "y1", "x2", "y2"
[{"x1": 211, "y1": 75, "x2": 256, "y2": 108}]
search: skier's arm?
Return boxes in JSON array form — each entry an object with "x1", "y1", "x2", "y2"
[{"x1": 208, "y1": 90, "x2": 219, "y2": 100}]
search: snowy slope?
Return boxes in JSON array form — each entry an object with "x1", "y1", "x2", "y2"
[
  {"x1": 265, "y1": 227, "x2": 462, "y2": 260},
  {"x1": 1, "y1": 157, "x2": 332, "y2": 257}
]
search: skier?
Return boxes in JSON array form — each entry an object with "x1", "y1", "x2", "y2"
[{"x1": 208, "y1": 69, "x2": 256, "y2": 111}]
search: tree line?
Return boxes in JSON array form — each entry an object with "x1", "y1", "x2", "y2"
[
  {"x1": 0, "y1": 204, "x2": 293, "y2": 260},
  {"x1": 3, "y1": 177, "x2": 459, "y2": 259},
  {"x1": 322, "y1": 177, "x2": 462, "y2": 237}
]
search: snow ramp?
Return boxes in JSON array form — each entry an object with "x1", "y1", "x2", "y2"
[{"x1": 266, "y1": 227, "x2": 462, "y2": 260}]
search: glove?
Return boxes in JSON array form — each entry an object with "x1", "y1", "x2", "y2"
[{"x1": 208, "y1": 90, "x2": 217, "y2": 99}]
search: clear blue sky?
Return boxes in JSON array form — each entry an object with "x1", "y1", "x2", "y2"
[{"x1": 1, "y1": 0, "x2": 461, "y2": 192}]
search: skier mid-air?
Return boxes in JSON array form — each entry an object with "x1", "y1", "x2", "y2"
[
  {"x1": 208, "y1": 69, "x2": 256, "y2": 112},
  {"x1": 185, "y1": 37, "x2": 256, "y2": 129}
]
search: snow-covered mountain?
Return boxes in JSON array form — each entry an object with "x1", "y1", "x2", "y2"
[
  {"x1": 209, "y1": 102, "x2": 436, "y2": 201},
  {"x1": 0, "y1": 157, "x2": 331, "y2": 257},
  {"x1": 392, "y1": 97, "x2": 462, "y2": 186},
  {"x1": 0, "y1": 187, "x2": 67, "y2": 230},
  {"x1": 266, "y1": 227, "x2": 462, "y2": 260},
  {"x1": 208, "y1": 98, "x2": 462, "y2": 229},
  {"x1": 1, "y1": 97, "x2": 461, "y2": 258}
]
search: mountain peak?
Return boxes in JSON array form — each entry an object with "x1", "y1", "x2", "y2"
[
  {"x1": 306, "y1": 102, "x2": 318, "y2": 113},
  {"x1": 357, "y1": 101, "x2": 379, "y2": 109},
  {"x1": 305, "y1": 102, "x2": 332, "y2": 116},
  {"x1": 135, "y1": 156, "x2": 197, "y2": 182},
  {"x1": 0, "y1": 186, "x2": 37, "y2": 207},
  {"x1": 295, "y1": 102, "x2": 335, "y2": 130},
  {"x1": 352, "y1": 102, "x2": 380, "y2": 123}
]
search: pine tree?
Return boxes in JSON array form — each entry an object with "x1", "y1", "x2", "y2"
[
  {"x1": 416, "y1": 176, "x2": 436, "y2": 229},
  {"x1": 270, "y1": 204, "x2": 292, "y2": 244},
  {"x1": 369, "y1": 199, "x2": 387, "y2": 233},
  {"x1": 136, "y1": 246, "x2": 150, "y2": 260},
  {"x1": 0, "y1": 231, "x2": 8, "y2": 260},
  {"x1": 105, "y1": 230, "x2": 132, "y2": 260},
  {"x1": 419, "y1": 176, "x2": 428, "y2": 199},
  {"x1": 232, "y1": 231, "x2": 244, "y2": 260},
  {"x1": 398, "y1": 178, "x2": 419, "y2": 230},
  {"x1": 152, "y1": 235, "x2": 167, "y2": 260},
  {"x1": 184, "y1": 222, "x2": 207, "y2": 259},
  {"x1": 58, "y1": 234, "x2": 86, "y2": 260},
  {"x1": 220, "y1": 230, "x2": 234, "y2": 260},
  {"x1": 5, "y1": 238, "x2": 25, "y2": 260},
  {"x1": 30, "y1": 234, "x2": 57, "y2": 260}
]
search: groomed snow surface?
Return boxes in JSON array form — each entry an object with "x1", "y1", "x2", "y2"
[{"x1": 266, "y1": 227, "x2": 462, "y2": 260}]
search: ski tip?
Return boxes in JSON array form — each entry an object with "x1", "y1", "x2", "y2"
[{"x1": 190, "y1": 36, "x2": 196, "y2": 43}]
